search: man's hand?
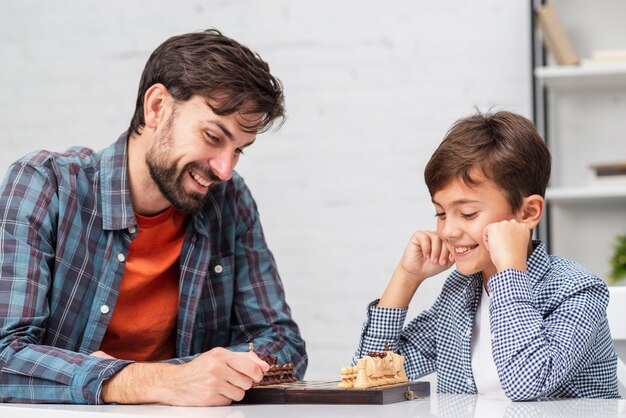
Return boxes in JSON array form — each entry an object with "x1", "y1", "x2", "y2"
[
  {"x1": 482, "y1": 219, "x2": 530, "y2": 274},
  {"x1": 379, "y1": 231, "x2": 454, "y2": 308},
  {"x1": 101, "y1": 347, "x2": 270, "y2": 406}
]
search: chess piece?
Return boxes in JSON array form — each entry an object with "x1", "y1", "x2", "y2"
[
  {"x1": 248, "y1": 341, "x2": 297, "y2": 386},
  {"x1": 336, "y1": 367, "x2": 354, "y2": 388},
  {"x1": 353, "y1": 356, "x2": 376, "y2": 388},
  {"x1": 337, "y1": 349, "x2": 408, "y2": 389}
]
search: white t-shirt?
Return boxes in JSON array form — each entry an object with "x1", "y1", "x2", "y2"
[{"x1": 470, "y1": 286, "x2": 507, "y2": 398}]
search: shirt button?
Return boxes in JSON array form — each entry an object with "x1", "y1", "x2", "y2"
[
  {"x1": 100, "y1": 305, "x2": 110, "y2": 314},
  {"x1": 128, "y1": 226, "x2": 136, "y2": 234},
  {"x1": 466, "y1": 377, "x2": 473, "y2": 387},
  {"x1": 214, "y1": 264, "x2": 223, "y2": 274},
  {"x1": 117, "y1": 253, "x2": 126, "y2": 262},
  {"x1": 465, "y1": 329, "x2": 471, "y2": 338}
]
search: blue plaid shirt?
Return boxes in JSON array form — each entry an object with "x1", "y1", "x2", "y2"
[
  {"x1": 0, "y1": 134, "x2": 307, "y2": 404},
  {"x1": 356, "y1": 241, "x2": 619, "y2": 400}
]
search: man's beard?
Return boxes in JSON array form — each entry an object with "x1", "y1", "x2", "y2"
[{"x1": 145, "y1": 130, "x2": 221, "y2": 215}]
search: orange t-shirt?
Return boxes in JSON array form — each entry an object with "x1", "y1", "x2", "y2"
[{"x1": 100, "y1": 206, "x2": 188, "y2": 361}]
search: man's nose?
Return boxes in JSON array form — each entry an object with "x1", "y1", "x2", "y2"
[{"x1": 209, "y1": 150, "x2": 236, "y2": 181}]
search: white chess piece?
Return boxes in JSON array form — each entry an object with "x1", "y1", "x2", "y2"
[{"x1": 336, "y1": 367, "x2": 354, "y2": 388}]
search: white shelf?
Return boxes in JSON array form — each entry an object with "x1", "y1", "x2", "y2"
[
  {"x1": 535, "y1": 65, "x2": 626, "y2": 89},
  {"x1": 546, "y1": 185, "x2": 626, "y2": 203}
]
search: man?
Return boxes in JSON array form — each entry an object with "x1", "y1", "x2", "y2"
[{"x1": 0, "y1": 29, "x2": 307, "y2": 406}]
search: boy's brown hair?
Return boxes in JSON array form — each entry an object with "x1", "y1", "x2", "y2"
[{"x1": 424, "y1": 111, "x2": 551, "y2": 211}]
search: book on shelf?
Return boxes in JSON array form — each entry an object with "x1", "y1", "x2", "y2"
[
  {"x1": 536, "y1": 4, "x2": 579, "y2": 66},
  {"x1": 589, "y1": 161, "x2": 626, "y2": 185},
  {"x1": 581, "y1": 49, "x2": 626, "y2": 67}
]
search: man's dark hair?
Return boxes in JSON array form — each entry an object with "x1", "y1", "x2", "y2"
[
  {"x1": 424, "y1": 111, "x2": 551, "y2": 211},
  {"x1": 128, "y1": 29, "x2": 285, "y2": 136}
]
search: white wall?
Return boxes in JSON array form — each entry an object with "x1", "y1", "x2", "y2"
[{"x1": 0, "y1": 0, "x2": 531, "y2": 380}]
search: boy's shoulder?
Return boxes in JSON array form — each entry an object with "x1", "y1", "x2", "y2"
[{"x1": 528, "y1": 245, "x2": 609, "y2": 308}]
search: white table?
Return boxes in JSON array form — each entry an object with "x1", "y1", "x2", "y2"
[{"x1": 1, "y1": 394, "x2": 624, "y2": 418}]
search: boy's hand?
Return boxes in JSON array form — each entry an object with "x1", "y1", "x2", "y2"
[
  {"x1": 482, "y1": 219, "x2": 530, "y2": 273},
  {"x1": 398, "y1": 230, "x2": 455, "y2": 282},
  {"x1": 379, "y1": 231, "x2": 454, "y2": 308}
]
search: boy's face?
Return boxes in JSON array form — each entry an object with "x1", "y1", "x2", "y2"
[{"x1": 432, "y1": 170, "x2": 521, "y2": 279}]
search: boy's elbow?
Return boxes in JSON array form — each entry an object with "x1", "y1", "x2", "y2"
[{"x1": 498, "y1": 364, "x2": 554, "y2": 401}]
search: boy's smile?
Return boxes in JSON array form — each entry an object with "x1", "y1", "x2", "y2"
[{"x1": 432, "y1": 169, "x2": 520, "y2": 280}]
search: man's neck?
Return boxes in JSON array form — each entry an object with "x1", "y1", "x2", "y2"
[{"x1": 127, "y1": 132, "x2": 171, "y2": 216}]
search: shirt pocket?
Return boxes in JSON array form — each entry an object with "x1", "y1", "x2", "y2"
[{"x1": 195, "y1": 253, "x2": 235, "y2": 331}]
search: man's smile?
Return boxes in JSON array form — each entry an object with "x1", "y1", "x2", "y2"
[{"x1": 189, "y1": 169, "x2": 211, "y2": 188}]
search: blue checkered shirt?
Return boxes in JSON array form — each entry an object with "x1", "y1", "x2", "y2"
[
  {"x1": 355, "y1": 241, "x2": 619, "y2": 400},
  {"x1": 0, "y1": 134, "x2": 307, "y2": 404}
]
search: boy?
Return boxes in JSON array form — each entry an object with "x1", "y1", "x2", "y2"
[{"x1": 354, "y1": 111, "x2": 619, "y2": 400}]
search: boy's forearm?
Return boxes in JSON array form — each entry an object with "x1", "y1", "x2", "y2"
[{"x1": 378, "y1": 266, "x2": 422, "y2": 308}]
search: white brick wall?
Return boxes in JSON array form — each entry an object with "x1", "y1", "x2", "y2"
[{"x1": 0, "y1": 0, "x2": 531, "y2": 381}]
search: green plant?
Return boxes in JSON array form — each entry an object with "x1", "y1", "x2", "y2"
[{"x1": 608, "y1": 234, "x2": 626, "y2": 284}]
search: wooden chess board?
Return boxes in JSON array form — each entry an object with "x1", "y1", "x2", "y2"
[{"x1": 239, "y1": 380, "x2": 430, "y2": 405}]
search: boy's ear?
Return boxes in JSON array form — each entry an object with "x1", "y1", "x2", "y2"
[{"x1": 518, "y1": 194, "x2": 544, "y2": 229}]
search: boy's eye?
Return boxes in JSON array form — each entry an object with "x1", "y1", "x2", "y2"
[
  {"x1": 461, "y1": 212, "x2": 478, "y2": 220},
  {"x1": 434, "y1": 212, "x2": 446, "y2": 219},
  {"x1": 235, "y1": 148, "x2": 245, "y2": 155}
]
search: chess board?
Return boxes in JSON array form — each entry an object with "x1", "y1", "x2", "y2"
[{"x1": 239, "y1": 380, "x2": 430, "y2": 405}]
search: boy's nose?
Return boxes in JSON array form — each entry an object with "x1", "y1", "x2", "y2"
[{"x1": 441, "y1": 219, "x2": 462, "y2": 240}]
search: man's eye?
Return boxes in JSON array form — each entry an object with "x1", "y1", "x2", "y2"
[
  {"x1": 434, "y1": 212, "x2": 445, "y2": 219},
  {"x1": 205, "y1": 134, "x2": 220, "y2": 143},
  {"x1": 235, "y1": 148, "x2": 245, "y2": 155}
]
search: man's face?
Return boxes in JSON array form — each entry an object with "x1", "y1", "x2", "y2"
[
  {"x1": 433, "y1": 170, "x2": 520, "y2": 279},
  {"x1": 146, "y1": 95, "x2": 258, "y2": 214}
]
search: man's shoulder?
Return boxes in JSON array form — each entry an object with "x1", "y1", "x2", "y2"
[
  {"x1": 15, "y1": 146, "x2": 100, "y2": 173},
  {"x1": 210, "y1": 171, "x2": 253, "y2": 203},
  {"x1": 199, "y1": 171, "x2": 259, "y2": 232},
  {"x1": 224, "y1": 171, "x2": 248, "y2": 191}
]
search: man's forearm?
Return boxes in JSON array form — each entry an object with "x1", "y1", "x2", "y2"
[{"x1": 101, "y1": 362, "x2": 176, "y2": 404}]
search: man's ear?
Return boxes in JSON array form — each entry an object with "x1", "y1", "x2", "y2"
[
  {"x1": 143, "y1": 83, "x2": 169, "y2": 130},
  {"x1": 518, "y1": 194, "x2": 544, "y2": 229}
]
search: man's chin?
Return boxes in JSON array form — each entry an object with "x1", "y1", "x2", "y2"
[
  {"x1": 170, "y1": 191, "x2": 214, "y2": 214},
  {"x1": 171, "y1": 201, "x2": 202, "y2": 215}
]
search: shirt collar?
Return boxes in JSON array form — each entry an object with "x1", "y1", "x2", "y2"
[
  {"x1": 463, "y1": 273, "x2": 484, "y2": 311},
  {"x1": 525, "y1": 240, "x2": 551, "y2": 285},
  {"x1": 99, "y1": 133, "x2": 135, "y2": 231}
]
